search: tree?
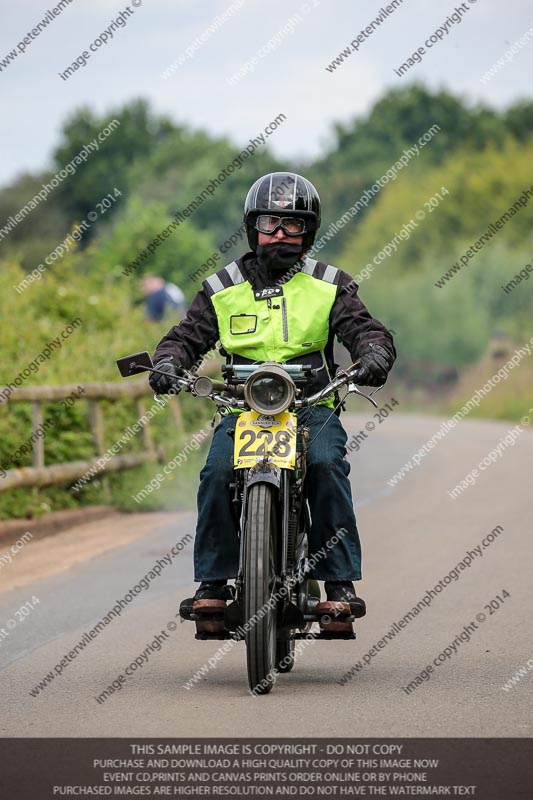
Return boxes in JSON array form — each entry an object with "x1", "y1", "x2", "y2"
[
  {"x1": 0, "y1": 172, "x2": 70, "y2": 269},
  {"x1": 92, "y1": 197, "x2": 217, "y2": 301},
  {"x1": 338, "y1": 139, "x2": 533, "y2": 369},
  {"x1": 52, "y1": 99, "x2": 177, "y2": 225},
  {"x1": 306, "y1": 85, "x2": 530, "y2": 258}
]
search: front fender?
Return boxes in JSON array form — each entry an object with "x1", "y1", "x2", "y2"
[{"x1": 244, "y1": 461, "x2": 282, "y2": 490}]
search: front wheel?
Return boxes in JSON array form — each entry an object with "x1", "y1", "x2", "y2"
[{"x1": 244, "y1": 483, "x2": 278, "y2": 695}]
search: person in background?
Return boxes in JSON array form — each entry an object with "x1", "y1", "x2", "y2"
[{"x1": 143, "y1": 275, "x2": 186, "y2": 322}]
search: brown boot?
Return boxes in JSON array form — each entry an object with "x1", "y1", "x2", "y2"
[
  {"x1": 192, "y1": 582, "x2": 230, "y2": 634},
  {"x1": 317, "y1": 582, "x2": 366, "y2": 633}
]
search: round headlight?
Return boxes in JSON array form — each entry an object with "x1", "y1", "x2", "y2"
[{"x1": 244, "y1": 364, "x2": 295, "y2": 415}]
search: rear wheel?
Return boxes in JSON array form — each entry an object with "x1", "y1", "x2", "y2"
[
  {"x1": 275, "y1": 638, "x2": 295, "y2": 673},
  {"x1": 244, "y1": 483, "x2": 278, "y2": 695}
]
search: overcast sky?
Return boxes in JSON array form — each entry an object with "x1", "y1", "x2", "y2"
[{"x1": 1, "y1": 0, "x2": 532, "y2": 187}]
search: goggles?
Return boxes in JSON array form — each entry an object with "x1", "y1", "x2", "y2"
[{"x1": 255, "y1": 214, "x2": 307, "y2": 236}]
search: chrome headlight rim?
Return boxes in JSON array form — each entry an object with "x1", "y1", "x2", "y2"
[{"x1": 244, "y1": 363, "x2": 296, "y2": 415}]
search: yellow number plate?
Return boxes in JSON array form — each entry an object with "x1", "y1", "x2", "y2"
[{"x1": 234, "y1": 411, "x2": 297, "y2": 470}]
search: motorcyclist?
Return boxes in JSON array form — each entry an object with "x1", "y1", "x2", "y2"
[{"x1": 149, "y1": 172, "x2": 396, "y2": 628}]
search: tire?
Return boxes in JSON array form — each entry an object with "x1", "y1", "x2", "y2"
[
  {"x1": 244, "y1": 483, "x2": 278, "y2": 695},
  {"x1": 276, "y1": 638, "x2": 295, "y2": 673}
]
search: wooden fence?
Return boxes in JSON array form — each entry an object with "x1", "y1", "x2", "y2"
[{"x1": 0, "y1": 378, "x2": 185, "y2": 492}]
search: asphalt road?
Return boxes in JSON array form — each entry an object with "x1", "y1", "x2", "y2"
[{"x1": 1, "y1": 408, "x2": 532, "y2": 737}]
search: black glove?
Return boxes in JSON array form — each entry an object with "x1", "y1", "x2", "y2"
[
  {"x1": 354, "y1": 344, "x2": 392, "y2": 387},
  {"x1": 148, "y1": 357, "x2": 182, "y2": 394}
]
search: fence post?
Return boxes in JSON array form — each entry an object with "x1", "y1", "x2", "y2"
[
  {"x1": 88, "y1": 400, "x2": 105, "y2": 455},
  {"x1": 170, "y1": 399, "x2": 184, "y2": 435},
  {"x1": 87, "y1": 399, "x2": 111, "y2": 501},
  {"x1": 135, "y1": 398, "x2": 156, "y2": 456},
  {"x1": 31, "y1": 401, "x2": 45, "y2": 469}
]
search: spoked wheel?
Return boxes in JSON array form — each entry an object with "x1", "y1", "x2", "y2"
[{"x1": 244, "y1": 483, "x2": 278, "y2": 695}]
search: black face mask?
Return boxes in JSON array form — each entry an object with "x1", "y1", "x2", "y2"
[{"x1": 256, "y1": 242, "x2": 303, "y2": 271}]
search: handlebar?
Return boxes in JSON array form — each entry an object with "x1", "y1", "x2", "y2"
[
  {"x1": 151, "y1": 363, "x2": 382, "y2": 410},
  {"x1": 302, "y1": 363, "x2": 382, "y2": 409}
]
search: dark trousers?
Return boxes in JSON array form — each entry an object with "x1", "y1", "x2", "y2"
[{"x1": 194, "y1": 406, "x2": 362, "y2": 582}]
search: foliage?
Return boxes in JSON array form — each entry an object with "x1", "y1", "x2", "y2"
[
  {"x1": 52, "y1": 99, "x2": 176, "y2": 225},
  {"x1": 445, "y1": 347, "x2": 533, "y2": 423},
  {"x1": 340, "y1": 139, "x2": 533, "y2": 272},
  {"x1": 306, "y1": 85, "x2": 530, "y2": 258},
  {"x1": 0, "y1": 172, "x2": 70, "y2": 269},
  {"x1": 93, "y1": 196, "x2": 217, "y2": 300},
  {"x1": 339, "y1": 140, "x2": 533, "y2": 369},
  {"x1": 124, "y1": 129, "x2": 283, "y2": 261},
  {"x1": 0, "y1": 258, "x2": 212, "y2": 520}
]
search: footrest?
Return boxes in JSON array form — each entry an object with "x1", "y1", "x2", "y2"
[
  {"x1": 293, "y1": 630, "x2": 356, "y2": 640},
  {"x1": 194, "y1": 631, "x2": 234, "y2": 640},
  {"x1": 188, "y1": 611, "x2": 225, "y2": 635}
]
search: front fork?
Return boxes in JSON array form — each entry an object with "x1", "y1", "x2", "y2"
[
  {"x1": 225, "y1": 428, "x2": 310, "y2": 634},
  {"x1": 236, "y1": 459, "x2": 283, "y2": 592}
]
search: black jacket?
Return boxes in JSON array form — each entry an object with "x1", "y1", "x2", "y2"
[{"x1": 153, "y1": 252, "x2": 396, "y2": 392}]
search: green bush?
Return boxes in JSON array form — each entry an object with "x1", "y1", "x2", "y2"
[{"x1": 0, "y1": 258, "x2": 213, "y2": 520}]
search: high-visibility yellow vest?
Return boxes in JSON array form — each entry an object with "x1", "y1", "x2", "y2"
[{"x1": 204, "y1": 257, "x2": 340, "y2": 408}]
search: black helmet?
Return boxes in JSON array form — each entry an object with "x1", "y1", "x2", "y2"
[{"x1": 243, "y1": 171, "x2": 321, "y2": 251}]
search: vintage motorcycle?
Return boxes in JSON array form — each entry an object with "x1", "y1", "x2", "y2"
[{"x1": 117, "y1": 351, "x2": 380, "y2": 694}]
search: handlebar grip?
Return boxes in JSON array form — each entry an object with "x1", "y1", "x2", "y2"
[{"x1": 348, "y1": 368, "x2": 363, "y2": 382}]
